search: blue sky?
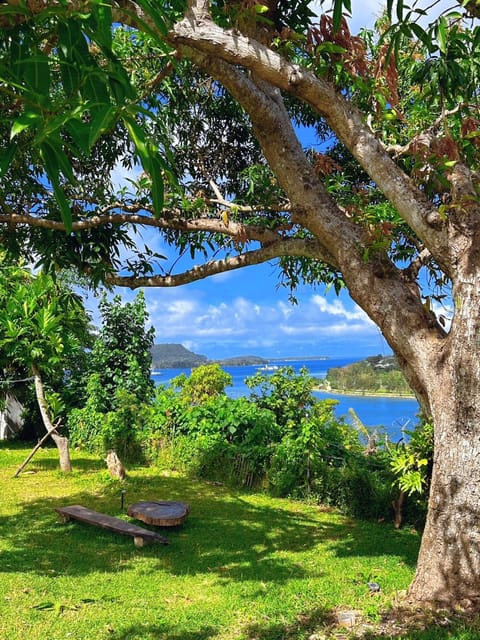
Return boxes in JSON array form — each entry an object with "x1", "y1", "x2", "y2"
[{"x1": 90, "y1": 0, "x2": 454, "y2": 361}]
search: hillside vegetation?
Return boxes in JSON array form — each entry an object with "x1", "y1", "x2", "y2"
[
  {"x1": 151, "y1": 343, "x2": 208, "y2": 369},
  {"x1": 150, "y1": 343, "x2": 266, "y2": 369},
  {"x1": 324, "y1": 356, "x2": 413, "y2": 396}
]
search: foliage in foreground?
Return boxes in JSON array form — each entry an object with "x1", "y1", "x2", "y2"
[
  {"x1": 68, "y1": 291, "x2": 155, "y2": 460},
  {"x1": 143, "y1": 365, "x2": 428, "y2": 526},
  {"x1": 67, "y1": 362, "x2": 429, "y2": 527}
]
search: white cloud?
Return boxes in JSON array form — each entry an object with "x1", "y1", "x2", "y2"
[
  {"x1": 311, "y1": 294, "x2": 374, "y2": 323},
  {"x1": 140, "y1": 288, "x2": 381, "y2": 358},
  {"x1": 110, "y1": 160, "x2": 143, "y2": 192}
]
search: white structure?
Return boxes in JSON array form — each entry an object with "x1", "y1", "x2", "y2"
[{"x1": 0, "y1": 394, "x2": 25, "y2": 439}]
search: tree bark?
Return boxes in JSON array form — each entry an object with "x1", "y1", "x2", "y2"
[
  {"x1": 407, "y1": 271, "x2": 480, "y2": 607},
  {"x1": 31, "y1": 365, "x2": 72, "y2": 473}
]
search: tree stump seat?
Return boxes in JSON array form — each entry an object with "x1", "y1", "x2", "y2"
[
  {"x1": 56, "y1": 504, "x2": 169, "y2": 547},
  {"x1": 127, "y1": 501, "x2": 190, "y2": 527}
]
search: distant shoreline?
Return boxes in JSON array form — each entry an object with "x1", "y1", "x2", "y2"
[{"x1": 314, "y1": 387, "x2": 415, "y2": 399}]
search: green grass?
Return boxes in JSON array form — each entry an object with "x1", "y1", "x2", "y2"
[{"x1": 0, "y1": 443, "x2": 478, "y2": 640}]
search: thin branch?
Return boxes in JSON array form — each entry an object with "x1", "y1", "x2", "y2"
[
  {"x1": 105, "y1": 237, "x2": 324, "y2": 289},
  {"x1": 386, "y1": 106, "x2": 463, "y2": 157},
  {"x1": 402, "y1": 248, "x2": 432, "y2": 283},
  {"x1": 0, "y1": 210, "x2": 284, "y2": 244}
]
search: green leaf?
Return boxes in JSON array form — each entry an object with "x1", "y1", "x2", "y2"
[
  {"x1": 22, "y1": 52, "x2": 51, "y2": 95},
  {"x1": 332, "y1": 0, "x2": 343, "y2": 32},
  {"x1": 40, "y1": 142, "x2": 73, "y2": 232},
  {"x1": 0, "y1": 142, "x2": 17, "y2": 177},
  {"x1": 38, "y1": 104, "x2": 85, "y2": 143},
  {"x1": 65, "y1": 118, "x2": 91, "y2": 155},
  {"x1": 91, "y1": 1, "x2": 113, "y2": 50},
  {"x1": 135, "y1": 0, "x2": 169, "y2": 36},
  {"x1": 123, "y1": 114, "x2": 149, "y2": 159},
  {"x1": 436, "y1": 17, "x2": 448, "y2": 54},
  {"x1": 409, "y1": 23, "x2": 433, "y2": 50},
  {"x1": 88, "y1": 104, "x2": 117, "y2": 148},
  {"x1": 57, "y1": 21, "x2": 86, "y2": 94},
  {"x1": 10, "y1": 110, "x2": 41, "y2": 139},
  {"x1": 396, "y1": 0, "x2": 404, "y2": 22},
  {"x1": 82, "y1": 69, "x2": 110, "y2": 106},
  {"x1": 316, "y1": 42, "x2": 346, "y2": 54},
  {"x1": 43, "y1": 137, "x2": 76, "y2": 185},
  {"x1": 123, "y1": 114, "x2": 166, "y2": 215},
  {"x1": 147, "y1": 154, "x2": 165, "y2": 217}
]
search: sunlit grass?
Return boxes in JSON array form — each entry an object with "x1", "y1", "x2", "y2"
[{"x1": 0, "y1": 443, "x2": 478, "y2": 639}]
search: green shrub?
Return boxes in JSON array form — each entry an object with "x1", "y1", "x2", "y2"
[
  {"x1": 147, "y1": 366, "x2": 418, "y2": 526},
  {"x1": 170, "y1": 433, "x2": 232, "y2": 479},
  {"x1": 68, "y1": 388, "x2": 152, "y2": 463},
  {"x1": 68, "y1": 406, "x2": 105, "y2": 453}
]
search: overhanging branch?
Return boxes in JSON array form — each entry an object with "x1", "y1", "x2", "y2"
[
  {"x1": 0, "y1": 209, "x2": 284, "y2": 245},
  {"x1": 105, "y1": 237, "x2": 325, "y2": 288},
  {"x1": 171, "y1": 10, "x2": 449, "y2": 270}
]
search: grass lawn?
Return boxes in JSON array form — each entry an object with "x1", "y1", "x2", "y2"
[{"x1": 0, "y1": 443, "x2": 478, "y2": 640}]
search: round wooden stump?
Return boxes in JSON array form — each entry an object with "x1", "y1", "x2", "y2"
[{"x1": 127, "y1": 501, "x2": 190, "y2": 527}]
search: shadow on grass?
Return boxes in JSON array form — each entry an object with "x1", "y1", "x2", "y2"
[
  {"x1": 0, "y1": 440, "x2": 107, "y2": 473},
  {"x1": 111, "y1": 624, "x2": 218, "y2": 640},
  {"x1": 110, "y1": 607, "x2": 335, "y2": 640},
  {"x1": 1, "y1": 459, "x2": 419, "y2": 588},
  {"x1": 242, "y1": 605, "x2": 333, "y2": 640}
]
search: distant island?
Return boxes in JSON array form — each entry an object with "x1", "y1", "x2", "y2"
[
  {"x1": 320, "y1": 354, "x2": 414, "y2": 397},
  {"x1": 151, "y1": 344, "x2": 209, "y2": 369},
  {"x1": 151, "y1": 343, "x2": 268, "y2": 369}
]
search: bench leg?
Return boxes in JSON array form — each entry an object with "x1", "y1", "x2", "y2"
[
  {"x1": 134, "y1": 536, "x2": 146, "y2": 548},
  {"x1": 58, "y1": 513, "x2": 71, "y2": 524}
]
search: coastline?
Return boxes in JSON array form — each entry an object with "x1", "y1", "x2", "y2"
[{"x1": 314, "y1": 387, "x2": 415, "y2": 399}]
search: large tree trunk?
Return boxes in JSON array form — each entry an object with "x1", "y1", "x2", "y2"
[
  {"x1": 407, "y1": 274, "x2": 480, "y2": 607},
  {"x1": 32, "y1": 365, "x2": 72, "y2": 473}
]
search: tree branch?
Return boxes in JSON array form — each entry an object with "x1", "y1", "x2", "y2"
[
  {"x1": 105, "y1": 237, "x2": 324, "y2": 288},
  {"x1": 166, "y1": 47, "x2": 447, "y2": 391},
  {"x1": 171, "y1": 13, "x2": 449, "y2": 267},
  {"x1": 0, "y1": 209, "x2": 284, "y2": 245}
]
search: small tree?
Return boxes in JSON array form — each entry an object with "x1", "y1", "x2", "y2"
[
  {"x1": 0, "y1": 265, "x2": 91, "y2": 471},
  {"x1": 89, "y1": 291, "x2": 155, "y2": 411},
  {"x1": 171, "y1": 363, "x2": 233, "y2": 405},
  {"x1": 246, "y1": 366, "x2": 317, "y2": 429},
  {"x1": 69, "y1": 291, "x2": 155, "y2": 460}
]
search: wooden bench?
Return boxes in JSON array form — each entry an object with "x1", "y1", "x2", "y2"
[{"x1": 56, "y1": 505, "x2": 169, "y2": 548}]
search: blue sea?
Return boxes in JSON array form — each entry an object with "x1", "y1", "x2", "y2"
[{"x1": 151, "y1": 356, "x2": 419, "y2": 442}]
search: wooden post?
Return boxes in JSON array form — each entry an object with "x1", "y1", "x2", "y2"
[{"x1": 13, "y1": 420, "x2": 61, "y2": 478}]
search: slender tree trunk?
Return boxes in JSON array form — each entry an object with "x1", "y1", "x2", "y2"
[
  {"x1": 31, "y1": 365, "x2": 72, "y2": 473},
  {"x1": 408, "y1": 275, "x2": 480, "y2": 607}
]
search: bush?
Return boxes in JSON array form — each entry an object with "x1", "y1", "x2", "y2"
[
  {"x1": 68, "y1": 406, "x2": 105, "y2": 453},
  {"x1": 68, "y1": 388, "x2": 152, "y2": 463},
  {"x1": 147, "y1": 366, "x2": 419, "y2": 525}
]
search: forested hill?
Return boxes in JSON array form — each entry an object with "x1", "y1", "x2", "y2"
[
  {"x1": 151, "y1": 343, "x2": 208, "y2": 369},
  {"x1": 151, "y1": 344, "x2": 267, "y2": 369},
  {"x1": 324, "y1": 355, "x2": 413, "y2": 396}
]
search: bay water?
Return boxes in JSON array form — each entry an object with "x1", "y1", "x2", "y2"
[{"x1": 152, "y1": 356, "x2": 419, "y2": 442}]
